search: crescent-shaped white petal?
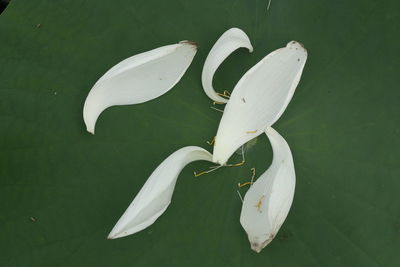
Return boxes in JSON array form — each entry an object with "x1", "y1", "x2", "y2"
[
  {"x1": 83, "y1": 41, "x2": 197, "y2": 134},
  {"x1": 201, "y1": 28, "x2": 253, "y2": 103},
  {"x1": 240, "y1": 127, "x2": 296, "y2": 253},
  {"x1": 213, "y1": 41, "x2": 307, "y2": 165},
  {"x1": 108, "y1": 146, "x2": 212, "y2": 239}
]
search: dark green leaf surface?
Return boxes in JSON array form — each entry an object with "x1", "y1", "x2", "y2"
[{"x1": 1, "y1": 0, "x2": 399, "y2": 266}]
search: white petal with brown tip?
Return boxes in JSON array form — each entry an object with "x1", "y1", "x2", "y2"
[
  {"x1": 201, "y1": 28, "x2": 253, "y2": 103},
  {"x1": 240, "y1": 127, "x2": 295, "y2": 253},
  {"x1": 108, "y1": 146, "x2": 212, "y2": 239},
  {"x1": 83, "y1": 41, "x2": 197, "y2": 134}
]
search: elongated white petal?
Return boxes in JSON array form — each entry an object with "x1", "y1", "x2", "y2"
[
  {"x1": 201, "y1": 28, "x2": 253, "y2": 103},
  {"x1": 240, "y1": 127, "x2": 295, "y2": 253},
  {"x1": 108, "y1": 146, "x2": 212, "y2": 239},
  {"x1": 83, "y1": 41, "x2": 197, "y2": 134},
  {"x1": 213, "y1": 41, "x2": 307, "y2": 165}
]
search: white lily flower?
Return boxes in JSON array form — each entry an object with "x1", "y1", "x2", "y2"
[
  {"x1": 213, "y1": 41, "x2": 307, "y2": 165},
  {"x1": 83, "y1": 41, "x2": 197, "y2": 134},
  {"x1": 240, "y1": 127, "x2": 295, "y2": 253},
  {"x1": 201, "y1": 28, "x2": 253, "y2": 103},
  {"x1": 108, "y1": 146, "x2": 212, "y2": 239}
]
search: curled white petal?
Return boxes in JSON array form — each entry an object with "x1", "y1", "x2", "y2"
[
  {"x1": 201, "y1": 28, "x2": 253, "y2": 103},
  {"x1": 108, "y1": 146, "x2": 212, "y2": 239},
  {"x1": 83, "y1": 41, "x2": 197, "y2": 134},
  {"x1": 213, "y1": 41, "x2": 307, "y2": 165},
  {"x1": 240, "y1": 127, "x2": 295, "y2": 253}
]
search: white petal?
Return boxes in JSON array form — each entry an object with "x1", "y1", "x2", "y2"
[
  {"x1": 240, "y1": 127, "x2": 295, "y2": 253},
  {"x1": 213, "y1": 41, "x2": 307, "y2": 165},
  {"x1": 83, "y1": 41, "x2": 197, "y2": 134},
  {"x1": 201, "y1": 28, "x2": 253, "y2": 103},
  {"x1": 108, "y1": 146, "x2": 212, "y2": 239}
]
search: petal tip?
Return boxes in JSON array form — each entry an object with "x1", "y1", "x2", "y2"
[
  {"x1": 86, "y1": 125, "x2": 95, "y2": 135},
  {"x1": 211, "y1": 153, "x2": 227, "y2": 166},
  {"x1": 179, "y1": 40, "x2": 199, "y2": 49},
  {"x1": 250, "y1": 244, "x2": 262, "y2": 253},
  {"x1": 248, "y1": 234, "x2": 275, "y2": 253},
  {"x1": 287, "y1": 40, "x2": 307, "y2": 54},
  {"x1": 107, "y1": 232, "x2": 115, "y2": 239},
  {"x1": 107, "y1": 230, "x2": 124, "y2": 240}
]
